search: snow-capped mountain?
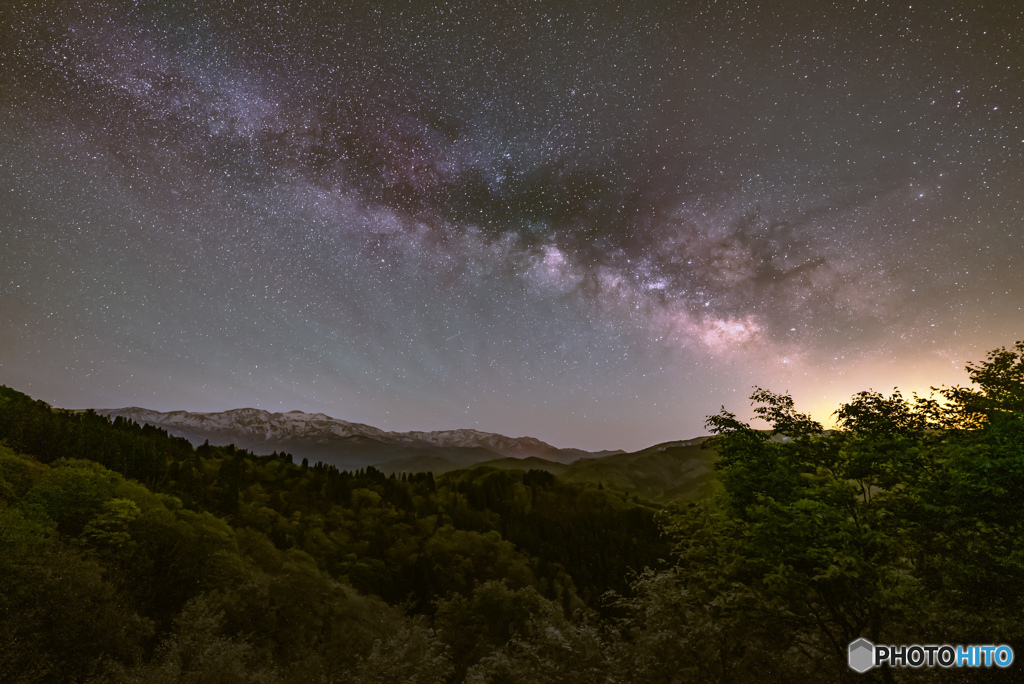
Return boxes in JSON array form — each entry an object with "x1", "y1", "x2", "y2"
[{"x1": 92, "y1": 407, "x2": 616, "y2": 469}]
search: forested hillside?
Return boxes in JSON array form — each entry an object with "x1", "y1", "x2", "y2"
[
  {"x1": 2, "y1": 341, "x2": 1023, "y2": 682},
  {"x1": 0, "y1": 383, "x2": 667, "y2": 682}
]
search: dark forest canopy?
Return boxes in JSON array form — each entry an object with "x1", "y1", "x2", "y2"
[{"x1": 1, "y1": 340, "x2": 1023, "y2": 682}]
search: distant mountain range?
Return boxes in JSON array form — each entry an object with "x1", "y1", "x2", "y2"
[
  {"x1": 92, "y1": 407, "x2": 623, "y2": 470},
  {"x1": 91, "y1": 406, "x2": 719, "y2": 503}
]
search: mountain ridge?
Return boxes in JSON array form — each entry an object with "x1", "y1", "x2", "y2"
[{"x1": 92, "y1": 406, "x2": 622, "y2": 469}]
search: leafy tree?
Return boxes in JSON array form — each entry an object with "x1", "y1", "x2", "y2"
[{"x1": 620, "y1": 341, "x2": 1024, "y2": 682}]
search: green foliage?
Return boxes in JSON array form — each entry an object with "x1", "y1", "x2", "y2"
[
  {"x1": 0, "y1": 489, "x2": 153, "y2": 682},
  {"x1": 960, "y1": 340, "x2": 1024, "y2": 418},
  {"x1": 82, "y1": 497, "x2": 142, "y2": 553},
  {"x1": 111, "y1": 595, "x2": 280, "y2": 684},
  {"x1": 436, "y1": 580, "x2": 610, "y2": 684}
]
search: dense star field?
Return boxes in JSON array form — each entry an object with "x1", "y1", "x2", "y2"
[{"x1": 2, "y1": 0, "x2": 1022, "y2": 450}]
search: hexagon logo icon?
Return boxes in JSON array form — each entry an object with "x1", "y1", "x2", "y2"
[{"x1": 849, "y1": 638, "x2": 875, "y2": 673}]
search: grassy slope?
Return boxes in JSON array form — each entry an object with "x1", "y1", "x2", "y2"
[{"x1": 560, "y1": 438, "x2": 718, "y2": 503}]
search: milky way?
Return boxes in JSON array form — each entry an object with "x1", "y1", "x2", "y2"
[{"x1": 2, "y1": 1, "x2": 1022, "y2": 449}]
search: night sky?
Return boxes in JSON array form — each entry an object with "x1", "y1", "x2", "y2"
[{"x1": 2, "y1": 1, "x2": 1022, "y2": 451}]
